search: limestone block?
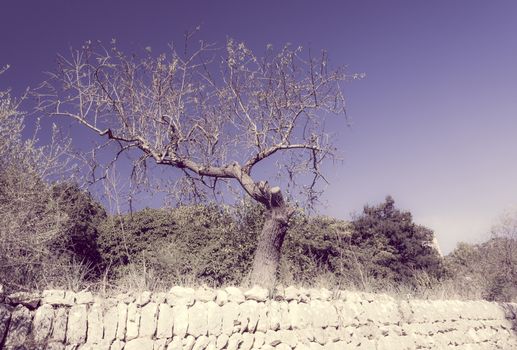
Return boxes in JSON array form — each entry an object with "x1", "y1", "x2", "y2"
[
  {"x1": 376, "y1": 334, "x2": 416, "y2": 350},
  {"x1": 240, "y1": 300, "x2": 259, "y2": 332},
  {"x1": 136, "y1": 291, "x2": 152, "y2": 307},
  {"x1": 324, "y1": 327, "x2": 340, "y2": 343},
  {"x1": 215, "y1": 290, "x2": 228, "y2": 306},
  {"x1": 334, "y1": 300, "x2": 362, "y2": 327},
  {"x1": 254, "y1": 331, "x2": 266, "y2": 348},
  {"x1": 295, "y1": 328, "x2": 314, "y2": 344},
  {"x1": 308, "y1": 342, "x2": 323, "y2": 350},
  {"x1": 273, "y1": 285, "x2": 285, "y2": 301},
  {"x1": 323, "y1": 341, "x2": 346, "y2": 350},
  {"x1": 309, "y1": 288, "x2": 331, "y2": 301},
  {"x1": 277, "y1": 329, "x2": 298, "y2": 348},
  {"x1": 227, "y1": 332, "x2": 243, "y2": 350},
  {"x1": 4, "y1": 305, "x2": 31, "y2": 348},
  {"x1": 225, "y1": 286, "x2": 245, "y2": 304},
  {"x1": 103, "y1": 304, "x2": 119, "y2": 342},
  {"x1": 290, "y1": 300, "x2": 311, "y2": 329},
  {"x1": 151, "y1": 292, "x2": 166, "y2": 304},
  {"x1": 156, "y1": 303, "x2": 173, "y2": 338},
  {"x1": 207, "y1": 301, "x2": 222, "y2": 336},
  {"x1": 87, "y1": 303, "x2": 104, "y2": 343},
  {"x1": 245, "y1": 285, "x2": 269, "y2": 302},
  {"x1": 207, "y1": 335, "x2": 217, "y2": 349},
  {"x1": 125, "y1": 337, "x2": 155, "y2": 350},
  {"x1": 0, "y1": 304, "x2": 11, "y2": 345},
  {"x1": 276, "y1": 344, "x2": 291, "y2": 350},
  {"x1": 284, "y1": 286, "x2": 299, "y2": 301},
  {"x1": 43, "y1": 290, "x2": 66, "y2": 305},
  {"x1": 188, "y1": 301, "x2": 208, "y2": 337},
  {"x1": 168, "y1": 336, "x2": 183, "y2": 350},
  {"x1": 279, "y1": 301, "x2": 291, "y2": 330},
  {"x1": 126, "y1": 303, "x2": 140, "y2": 341},
  {"x1": 221, "y1": 302, "x2": 239, "y2": 336},
  {"x1": 50, "y1": 307, "x2": 68, "y2": 343},
  {"x1": 154, "y1": 338, "x2": 168, "y2": 350},
  {"x1": 75, "y1": 291, "x2": 94, "y2": 305},
  {"x1": 173, "y1": 304, "x2": 189, "y2": 337},
  {"x1": 168, "y1": 286, "x2": 196, "y2": 306},
  {"x1": 265, "y1": 330, "x2": 282, "y2": 346},
  {"x1": 313, "y1": 327, "x2": 327, "y2": 345},
  {"x1": 256, "y1": 304, "x2": 269, "y2": 332},
  {"x1": 116, "y1": 302, "x2": 127, "y2": 340},
  {"x1": 193, "y1": 335, "x2": 209, "y2": 350},
  {"x1": 183, "y1": 335, "x2": 196, "y2": 350},
  {"x1": 196, "y1": 288, "x2": 216, "y2": 302},
  {"x1": 116, "y1": 293, "x2": 135, "y2": 304},
  {"x1": 33, "y1": 303, "x2": 54, "y2": 343},
  {"x1": 293, "y1": 343, "x2": 310, "y2": 350},
  {"x1": 298, "y1": 288, "x2": 310, "y2": 303},
  {"x1": 6, "y1": 291, "x2": 41, "y2": 309},
  {"x1": 79, "y1": 341, "x2": 111, "y2": 350},
  {"x1": 140, "y1": 302, "x2": 158, "y2": 337},
  {"x1": 240, "y1": 332, "x2": 255, "y2": 350},
  {"x1": 216, "y1": 334, "x2": 229, "y2": 349},
  {"x1": 67, "y1": 304, "x2": 88, "y2": 344},
  {"x1": 310, "y1": 299, "x2": 330, "y2": 328},
  {"x1": 269, "y1": 301, "x2": 281, "y2": 331},
  {"x1": 64, "y1": 292, "x2": 77, "y2": 305}
]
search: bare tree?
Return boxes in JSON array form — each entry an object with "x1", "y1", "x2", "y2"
[{"x1": 36, "y1": 35, "x2": 358, "y2": 287}]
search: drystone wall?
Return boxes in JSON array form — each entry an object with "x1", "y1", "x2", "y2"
[{"x1": 0, "y1": 286, "x2": 516, "y2": 350}]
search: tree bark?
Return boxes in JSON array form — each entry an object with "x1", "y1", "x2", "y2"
[{"x1": 249, "y1": 187, "x2": 290, "y2": 289}]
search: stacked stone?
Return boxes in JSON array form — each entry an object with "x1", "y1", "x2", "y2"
[{"x1": 0, "y1": 286, "x2": 516, "y2": 349}]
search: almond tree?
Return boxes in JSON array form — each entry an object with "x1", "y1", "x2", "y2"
[{"x1": 37, "y1": 36, "x2": 356, "y2": 287}]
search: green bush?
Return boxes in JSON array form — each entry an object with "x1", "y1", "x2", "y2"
[
  {"x1": 349, "y1": 196, "x2": 446, "y2": 287},
  {"x1": 52, "y1": 183, "x2": 106, "y2": 271},
  {"x1": 97, "y1": 203, "x2": 259, "y2": 286}
]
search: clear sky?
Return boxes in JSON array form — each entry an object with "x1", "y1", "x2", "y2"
[{"x1": 2, "y1": 0, "x2": 517, "y2": 254}]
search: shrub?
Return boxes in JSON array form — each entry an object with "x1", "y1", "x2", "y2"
[{"x1": 349, "y1": 196, "x2": 446, "y2": 287}]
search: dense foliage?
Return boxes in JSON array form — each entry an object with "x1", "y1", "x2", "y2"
[
  {"x1": 95, "y1": 197, "x2": 446, "y2": 289},
  {"x1": 446, "y1": 238, "x2": 517, "y2": 301},
  {"x1": 349, "y1": 196, "x2": 446, "y2": 287}
]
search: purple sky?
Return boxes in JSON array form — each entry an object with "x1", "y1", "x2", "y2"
[{"x1": 2, "y1": 0, "x2": 517, "y2": 254}]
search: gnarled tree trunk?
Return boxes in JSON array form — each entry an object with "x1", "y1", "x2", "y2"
[{"x1": 249, "y1": 187, "x2": 291, "y2": 289}]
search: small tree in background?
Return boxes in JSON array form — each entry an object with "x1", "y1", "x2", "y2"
[
  {"x1": 350, "y1": 196, "x2": 445, "y2": 286},
  {"x1": 52, "y1": 182, "x2": 107, "y2": 271},
  {"x1": 37, "y1": 34, "x2": 360, "y2": 287}
]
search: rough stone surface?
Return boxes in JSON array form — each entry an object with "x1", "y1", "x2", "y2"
[
  {"x1": 0, "y1": 303, "x2": 12, "y2": 345},
  {"x1": 66, "y1": 304, "x2": 88, "y2": 344},
  {"x1": 1, "y1": 288, "x2": 516, "y2": 349},
  {"x1": 140, "y1": 302, "x2": 158, "y2": 337},
  {"x1": 103, "y1": 304, "x2": 118, "y2": 342},
  {"x1": 173, "y1": 304, "x2": 189, "y2": 338},
  {"x1": 7, "y1": 291, "x2": 41, "y2": 309},
  {"x1": 125, "y1": 337, "x2": 154, "y2": 350},
  {"x1": 244, "y1": 286, "x2": 269, "y2": 302},
  {"x1": 87, "y1": 303, "x2": 103, "y2": 343},
  {"x1": 221, "y1": 302, "x2": 240, "y2": 336},
  {"x1": 4, "y1": 305, "x2": 32, "y2": 348},
  {"x1": 188, "y1": 301, "x2": 207, "y2": 337},
  {"x1": 33, "y1": 303, "x2": 54, "y2": 343},
  {"x1": 206, "y1": 301, "x2": 222, "y2": 336},
  {"x1": 126, "y1": 302, "x2": 140, "y2": 341},
  {"x1": 156, "y1": 303, "x2": 173, "y2": 339},
  {"x1": 116, "y1": 302, "x2": 128, "y2": 340},
  {"x1": 75, "y1": 292, "x2": 93, "y2": 305},
  {"x1": 225, "y1": 287, "x2": 245, "y2": 304}
]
